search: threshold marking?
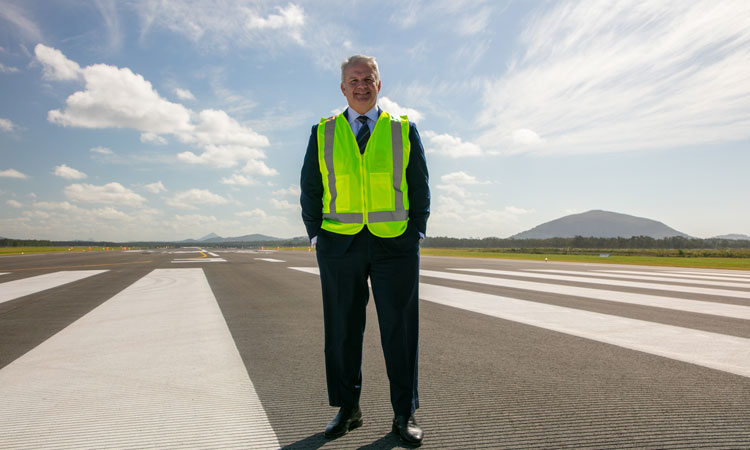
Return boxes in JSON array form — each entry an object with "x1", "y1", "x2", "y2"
[
  {"x1": 453, "y1": 268, "x2": 750, "y2": 299},
  {"x1": 289, "y1": 267, "x2": 750, "y2": 378},
  {"x1": 420, "y1": 270, "x2": 750, "y2": 320},
  {"x1": 603, "y1": 269, "x2": 750, "y2": 282},
  {"x1": 172, "y1": 258, "x2": 226, "y2": 263},
  {"x1": 528, "y1": 269, "x2": 750, "y2": 288},
  {"x1": 256, "y1": 258, "x2": 285, "y2": 263},
  {"x1": 0, "y1": 268, "x2": 279, "y2": 449},
  {"x1": 0, "y1": 270, "x2": 108, "y2": 305}
]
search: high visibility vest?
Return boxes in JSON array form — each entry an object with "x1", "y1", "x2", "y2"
[{"x1": 317, "y1": 111, "x2": 410, "y2": 238}]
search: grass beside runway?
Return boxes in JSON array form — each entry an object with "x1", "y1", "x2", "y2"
[
  {"x1": 419, "y1": 248, "x2": 750, "y2": 270},
  {"x1": 0, "y1": 246, "x2": 138, "y2": 255}
]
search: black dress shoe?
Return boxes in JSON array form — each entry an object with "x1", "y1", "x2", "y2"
[
  {"x1": 392, "y1": 414, "x2": 423, "y2": 446},
  {"x1": 324, "y1": 406, "x2": 363, "y2": 439}
]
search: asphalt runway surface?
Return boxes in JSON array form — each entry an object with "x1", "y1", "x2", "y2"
[{"x1": 1, "y1": 248, "x2": 749, "y2": 449}]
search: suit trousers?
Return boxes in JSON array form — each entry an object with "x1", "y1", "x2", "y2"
[{"x1": 316, "y1": 226, "x2": 420, "y2": 416}]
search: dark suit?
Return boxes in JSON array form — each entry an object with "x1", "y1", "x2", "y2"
[{"x1": 300, "y1": 108, "x2": 430, "y2": 416}]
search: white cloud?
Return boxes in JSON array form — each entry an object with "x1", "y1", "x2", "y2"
[
  {"x1": 0, "y1": 62, "x2": 19, "y2": 73},
  {"x1": 38, "y1": 45, "x2": 276, "y2": 175},
  {"x1": 241, "y1": 159, "x2": 278, "y2": 176},
  {"x1": 476, "y1": 0, "x2": 750, "y2": 156},
  {"x1": 65, "y1": 182, "x2": 146, "y2": 206},
  {"x1": 90, "y1": 146, "x2": 113, "y2": 155},
  {"x1": 440, "y1": 171, "x2": 481, "y2": 185},
  {"x1": 34, "y1": 44, "x2": 81, "y2": 81},
  {"x1": 379, "y1": 97, "x2": 424, "y2": 122},
  {"x1": 236, "y1": 208, "x2": 267, "y2": 219},
  {"x1": 174, "y1": 87, "x2": 195, "y2": 100},
  {"x1": 144, "y1": 181, "x2": 166, "y2": 193},
  {"x1": 273, "y1": 185, "x2": 301, "y2": 197},
  {"x1": 7, "y1": 199, "x2": 22, "y2": 208},
  {"x1": 53, "y1": 164, "x2": 87, "y2": 180},
  {"x1": 270, "y1": 198, "x2": 298, "y2": 211},
  {"x1": 137, "y1": 1, "x2": 306, "y2": 48},
  {"x1": 0, "y1": 118, "x2": 15, "y2": 132},
  {"x1": 221, "y1": 174, "x2": 257, "y2": 186},
  {"x1": 422, "y1": 130, "x2": 483, "y2": 158},
  {"x1": 166, "y1": 189, "x2": 228, "y2": 209},
  {"x1": 0, "y1": 169, "x2": 28, "y2": 179},
  {"x1": 140, "y1": 132, "x2": 167, "y2": 145},
  {"x1": 0, "y1": 2, "x2": 43, "y2": 42}
]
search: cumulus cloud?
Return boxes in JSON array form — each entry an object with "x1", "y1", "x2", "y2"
[
  {"x1": 53, "y1": 164, "x2": 87, "y2": 180},
  {"x1": 0, "y1": 62, "x2": 19, "y2": 73},
  {"x1": 7, "y1": 199, "x2": 22, "y2": 208},
  {"x1": 273, "y1": 185, "x2": 301, "y2": 197},
  {"x1": 65, "y1": 182, "x2": 146, "y2": 206},
  {"x1": 0, "y1": 118, "x2": 16, "y2": 132},
  {"x1": 379, "y1": 97, "x2": 424, "y2": 122},
  {"x1": 174, "y1": 87, "x2": 195, "y2": 100},
  {"x1": 37, "y1": 45, "x2": 276, "y2": 174},
  {"x1": 270, "y1": 198, "x2": 298, "y2": 211},
  {"x1": 422, "y1": 130, "x2": 482, "y2": 158},
  {"x1": 166, "y1": 189, "x2": 228, "y2": 209},
  {"x1": 144, "y1": 181, "x2": 166, "y2": 193},
  {"x1": 0, "y1": 169, "x2": 28, "y2": 179},
  {"x1": 440, "y1": 171, "x2": 482, "y2": 185},
  {"x1": 476, "y1": 0, "x2": 750, "y2": 155},
  {"x1": 220, "y1": 174, "x2": 257, "y2": 186},
  {"x1": 34, "y1": 44, "x2": 82, "y2": 81}
]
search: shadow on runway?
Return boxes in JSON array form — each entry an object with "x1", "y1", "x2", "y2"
[{"x1": 281, "y1": 431, "x2": 412, "y2": 449}]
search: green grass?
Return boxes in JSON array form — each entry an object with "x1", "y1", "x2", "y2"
[
  {"x1": 419, "y1": 248, "x2": 750, "y2": 270},
  {"x1": 0, "y1": 246, "x2": 134, "y2": 255}
]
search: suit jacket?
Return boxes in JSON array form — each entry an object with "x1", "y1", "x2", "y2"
[{"x1": 300, "y1": 108, "x2": 430, "y2": 255}]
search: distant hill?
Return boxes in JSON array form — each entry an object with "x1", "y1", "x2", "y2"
[
  {"x1": 180, "y1": 232, "x2": 283, "y2": 243},
  {"x1": 711, "y1": 233, "x2": 750, "y2": 240},
  {"x1": 511, "y1": 210, "x2": 690, "y2": 239}
]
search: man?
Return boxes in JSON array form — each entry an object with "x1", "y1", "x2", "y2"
[{"x1": 300, "y1": 54, "x2": 430, "y2": 446}]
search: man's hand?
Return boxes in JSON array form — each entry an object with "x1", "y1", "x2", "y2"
[{"x1": 311, "y1": 236, "x2": 318, "y2": 248}]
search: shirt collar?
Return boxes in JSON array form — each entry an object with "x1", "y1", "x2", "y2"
[{"x1": 345, "y1": 105, "x2": 379, "y2": 127}]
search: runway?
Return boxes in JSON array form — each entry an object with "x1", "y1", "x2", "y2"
[{"x1": 1, "y1": 249, "x2": 748, "y2": 449}]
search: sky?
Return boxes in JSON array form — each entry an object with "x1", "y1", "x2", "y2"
[{"x1": 1, "y1": 0, "x2": 749, "y2": 242}]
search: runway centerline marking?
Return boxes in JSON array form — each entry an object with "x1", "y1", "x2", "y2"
[
  {"x1": 0, "y1": 270, "x2": 108, "y2": 305},
  {"x1": 419, "y1": 270, "x2": 750, "y2": 320},
  {"x1": 452, "y1": 268, "x2": 750, "y2": 299},
  {"x1": 289, "y1": 266, "x2": 750, "y2": 379},
  {"x1": 0, "y1": 268, "x2": 279, "y2": 449}
]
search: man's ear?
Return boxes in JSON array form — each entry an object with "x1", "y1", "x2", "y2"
[
  {"x1": 377, "y1": 80, "x2": 382, "y2": 92},
  {"x1": 340, "y1": 83, "x2": 346, "y2": 95}
]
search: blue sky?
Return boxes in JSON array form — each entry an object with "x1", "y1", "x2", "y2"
[{"x1": 1, "y1": 0, "x2": 749, "y2": 241}]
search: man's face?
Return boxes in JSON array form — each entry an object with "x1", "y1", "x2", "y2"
[{"x1": 341, "y1": 62, "x2": 381, "y2": 115}]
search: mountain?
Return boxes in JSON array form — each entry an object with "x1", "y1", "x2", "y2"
[
  {"x1": 511, "y1": 210, "x2": 690, "y2": 239},
  {"x1": 179, "y1": 232, "x2": 283, "y2": 243},
  {"x1": 710, "y1": 234, "x2": 750, "y2": 240}
]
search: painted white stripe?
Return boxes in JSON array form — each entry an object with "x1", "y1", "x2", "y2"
[
  {"x1": 527, "y1": 269, "x2": 750, "y2": 288},
  {"x1": 172, "y1": 257, "x2": 227, "y2": 263},
  {"x1": 0, "y1": 272, "x2": 7, "y2": 276},
  {"x1": 420, "y1": 270, "x2": 750, "y2": 320},
  {"x1": 0, "y1": 270, "x2": 108, "y2": 305},
  {"x1": 208, "y1": 251, "x2": 219, "y2": 257},
  {"x1": 617, "y1": 269, "x2": 750, "y2": 281},
  {"x1": 0, "y1": 268, "x2": 279, "y2": 449},
  {"x1": 256, "y1": 258, "x2": 285, "y2": 263},
  {"x1": 289, "y1": 267, "x2": 750, "y2": 378},
  {"x1": 454, "y1": 268, "x2": 750, "y2": 299}
]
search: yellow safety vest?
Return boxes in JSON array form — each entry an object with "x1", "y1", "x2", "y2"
[{"x1": 317, "y1": 111, "x2": 410, "y2": 238}]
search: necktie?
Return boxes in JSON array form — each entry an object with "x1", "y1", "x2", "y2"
[{"x1": 356, "y1": 115, "x2": 370, "y2": 153}]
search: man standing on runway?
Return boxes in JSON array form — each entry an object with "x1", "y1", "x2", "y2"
[{"x1": 300, "y1": 54, "x2": 430, "y2": 446}]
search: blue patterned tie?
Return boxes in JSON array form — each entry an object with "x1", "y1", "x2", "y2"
[{"x1": 356, "y1": 115, "x2": 370, "y2": 153}]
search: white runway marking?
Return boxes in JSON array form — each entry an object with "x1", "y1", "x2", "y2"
[
  {"x1": 420, "y1": 270, "x2": 750, "y2": 320},
  {"x1": 453, "y1": 268, "x2": 750, "y2": 299},
  {"x1": 0, "y1": 270, "x2": 108, "y2": 305},
  {"x1": 256, "y1": 258, "x2": 285, "y2": 262},
  {"x1": 289, "y1": 266, "x2": 750, "y2": 378},
  {"x1": 606, "y1": 269, "x2": 750, "y2": 281},
  {"x1": 208, "y1": 251, "x2": 219, "y2": 257},
  {"x1": 526, "y1": 268, "x2": 750, "y2": 288},
  {"x1": 0, "y1": 268, "x2": 279, "y2": 449},
  {"x1": 172, "y1": 257, "x2": 227, "y2": 263}
]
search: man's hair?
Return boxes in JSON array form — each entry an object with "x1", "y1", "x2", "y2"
[{"x1": 340, "y1": 54, "x2": 379, "y2": 83}]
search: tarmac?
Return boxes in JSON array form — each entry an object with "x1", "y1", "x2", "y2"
[{"x1": 1, "y1": 248, "x2": 749, "y2": 449}]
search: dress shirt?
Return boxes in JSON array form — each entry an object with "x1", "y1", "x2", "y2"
[{"x1": 346, "y1": 106, "x2": 378, "y2": 136}]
